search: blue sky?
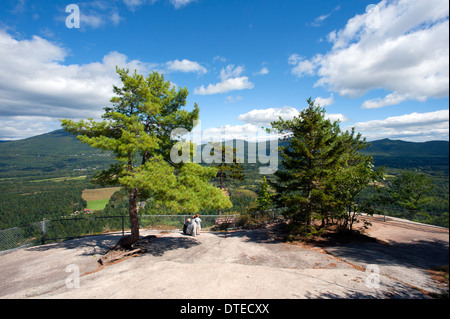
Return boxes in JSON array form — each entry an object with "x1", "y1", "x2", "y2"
[{"x1": 0, "y1": 0, "x2": 448, "y2": 142}]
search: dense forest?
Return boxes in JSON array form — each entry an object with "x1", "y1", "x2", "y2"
[
  {"x1": 0, "y1": 129, "x2": 448, "y2": 232},
  {"x1": 0, "y1": 177, "x2": 89, "y2": 229}
]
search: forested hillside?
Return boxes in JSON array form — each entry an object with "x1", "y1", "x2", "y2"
[
  {"x1": 0, "y1": 130, "x2": 115, "y2": 178},
  {"x1": 361, "y1": 139, "x2": 449, "y2": 173},
  {"x1": 0, "y1": 130, "x2": 448, "y2": 229}
]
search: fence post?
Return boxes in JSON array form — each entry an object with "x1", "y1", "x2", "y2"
[
  {"x1": 41, "y1": 219, "x2": 46, "y2": 245},
  {"x1": 121, "y1": 216, "x2": 125, "y2": 237}
]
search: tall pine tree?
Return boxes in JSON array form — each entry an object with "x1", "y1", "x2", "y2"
[
  {"x1": 270, "y1": 98, "x2": 379, "y2": 234},
  {"x1": 61, "y1": 68, "x2": 231, "y2": 248}
]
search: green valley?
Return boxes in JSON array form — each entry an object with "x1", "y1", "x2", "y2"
[{"x1": 0, "y1": 129, "x2": 448, "y2": 229}]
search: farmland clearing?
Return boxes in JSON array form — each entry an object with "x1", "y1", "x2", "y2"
[{"x1": 82, "y1": 187, "x2": 121, "y2": 211}]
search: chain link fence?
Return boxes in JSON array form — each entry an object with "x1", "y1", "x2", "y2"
[
  {"x1": 0, "y1": 221, "x2": 44, "y2": 252},
  {"x1": 0, "y1": 214, "x2": 243, "y2": 253}
]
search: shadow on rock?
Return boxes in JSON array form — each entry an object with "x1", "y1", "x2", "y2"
[
  {"x1": 24, "y1": 233, "x2": 122, "y2": 257},
  {"x1": 143, "y1": 236, "x2": 201, "y2": 257},
  {"x1": 323, "y1": 238, "x2": 449, "y2": 269}
]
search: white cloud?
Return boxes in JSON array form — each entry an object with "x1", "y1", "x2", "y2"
[
  {"x1": 314, "y1": 95, "x2": 335, "y2": 107},
  {"x1": 237, "y1": 106, "x2": 348, "y2": 127},
  {"x1": 122, "y1": 0, "x2": 194, "y2": 11},
  {"x1": 110, "y1": 12, "x2": 124, "y2": 25},
  {"x1": 220, "y1": 64, "x2": 245, "y2": 81},
  {"x1": 225, "y1": 95, "x2": 243, "y2": 103},
  {"x1": 289, "y1": 55, "x2": 320, "y2": 77},
  {"x1": 0, "y1": 30, "x2": 154, "y2": 140},
  {"x1": 213, "y1": 55, "x2": 227, "y2": 63},
  {"x1": 194, "y1": 77, "x2": 254, "y2": 95},
  {"x1": 122, "y1": 0, "x2": 161, "y2": 10},
  {"x1": 202, "y1": 124, "x2": 267, "y2": 142},
  {"x1": 63, "y1": 1, "x2": 125, "y2": 29},
  {"x1": 194, "y1": 65, "x2": 254, "y2": 95},
  {"x1": 254, "y1": 67, "x2": 269, "y2": 76},
  {"x1": 361, "y1": 91, "x2": 409, "y2": 109},
  {"x1": 290, "y1": 0, "x2": 449, "y2": 108},
  {"x1": 238, "y1": 106, "x2": 299, "y2": 127},
  {"x1": 288, "y1": 53, "x2": 302, "y2": 65},
  {"x1": 166, "y1": 59, "x2": 207, "y2": 74},
  {"x1": 350, "y1": 109, "x2": 449, "y2": 141},
  {"x1": 309, "y1": 5, "x2": 341, "y2": 27},
  {"x1": 123, "y1": 0, "x2": 148, "y2": 8},
  {"x1": 72, "y1": 0, "x2": 193, "y2": 28},
  {"x1": 326, "y1": 113, "x2": 349, "y2": 123},
  {"x1": 80, "y1": 14, "x2": 104, "y2": 29},
  {"x1": 170, "y1": 0, "x2": 196, "y2": 9},
  {"x1": 0, "y1": 116, "x2": 59, "y2": 141},
  {"x1": 312, "y1": 14, "x2": 331, "y2": 27}
]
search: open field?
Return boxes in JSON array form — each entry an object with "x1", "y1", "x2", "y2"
[
  {"x1": 82, "y1": 187, "x2": 121, "y2": 210},
  {"x1": 86, "y1": 198, "x2": 110, "y2": 211},
  {"x1": 30, "y1": 176, "x2": 87, "y2": 183},
  {"x1": 81, "y1": 187, "x2": 121, "y2": 202}
]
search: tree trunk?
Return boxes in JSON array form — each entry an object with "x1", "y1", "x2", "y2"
[
  {"x1": 115, "y1": 187, "x2": 140, "y2": 250},
  {"x1": 306, "y1": 188, "x2": 312, "y2": 227},
  {"x1": 128, "y1": 187, "x2": 140, "y2": 242}
]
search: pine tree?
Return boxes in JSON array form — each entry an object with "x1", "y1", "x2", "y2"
[
  {"x1": 206, "y1": 143, "x2": 244, "y2": 215},
  {"x1": 389, "y1": 171, "x2": 434, "y2": 219},
  {"x1": 211, "y1": 143, "x2": 245, "y2": 191},
  {"x1": 329, "y1": 129, "x2": 384, "y2": 230},
  {"x1": 256, "y1": 176, "x2": 273, "y2": 212},
  {"x1": 270, "y1": 98, "x2": 381, "y2": 234},
  {"x1": 61, "y1": 68, "x2": 231, "y2": 248},
  {"x1": 270, "y1": 98, "x2": 344, "y2": 231}
]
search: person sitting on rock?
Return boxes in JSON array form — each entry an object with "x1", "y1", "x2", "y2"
[
  {"x1": 185, "y1": 218, "x2": 197, "y2": 237},
  {"x1": 183, "y1": 218, "x2": 190, "y2": 235}
]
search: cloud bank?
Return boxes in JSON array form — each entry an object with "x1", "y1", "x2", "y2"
[
  {"x1": 0, "y1": 30, "x2": 202, "y2": 140},
  {"x1": 194, "y1": 65, "x2": 254, "y2": 95},
  {"x1": 289, "y1": 0, "x2": 449, "y2": 108},
  {"x1": 237, "y1": 106, "x2": 348, "y2": 127},
  {"x1": 350, "y1": 109, "x2": 449, "y2": 141}
]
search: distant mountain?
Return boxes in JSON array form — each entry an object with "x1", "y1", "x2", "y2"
[
  {"x1": 0, "y1": 129, "x2": 100, "y2": 155},
  {"x1": 0, "y1": 129, "x2": 114, "y2": 178},
  {"x1": 361, "y1": 139, "x2": 449, "y2": 171},
  {"x1": 0, "y1": 130, "x2": 448, "y2": 178},
  {"x1": 363, "y1": 139, "x2": 449, "y2": 157}
]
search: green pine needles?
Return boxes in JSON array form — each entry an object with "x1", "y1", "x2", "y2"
[
  {"x1": 61, "y1": 68, "x2": 231, "y2": 248},
  {"x1": 270, "y1": 98, "x2": 384, "y2": 235}
]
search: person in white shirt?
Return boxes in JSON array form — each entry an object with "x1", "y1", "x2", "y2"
[{"x1": 193, "y1": 214, "x2": 202, "y2": 236}]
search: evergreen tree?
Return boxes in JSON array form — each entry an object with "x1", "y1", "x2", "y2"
[
  {"x1": 211, "y1": 143, "x2": 245, "y2": 190},
  {"x1": 330, "y1": 136, "x2": 385, "y2": 230},
  {"x1": 389, "y1": 170, "x2": 434, "y2": 219},
  {"x1": 207, "y1": 143, "x2": 244, "y2": 215},
  {"x1": 256, "y1": 176, "x2": 273, "y2": 212},
  {"x1": 61, "y1": 68, "x2": 231, "y2": 248},
  {"x1": 270, "y1": 98, "x2": 380, "y2": 234},
  {"x1": 270, "y1": 98, "x2": 345, "y2": 230}
]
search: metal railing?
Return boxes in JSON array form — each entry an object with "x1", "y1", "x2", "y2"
[
  {"x1": 0, "y1": 214, "x2": 241, "y2": 253},
  {"x1": 0, "y1": 209, "x2": 285, "y2": 253}
]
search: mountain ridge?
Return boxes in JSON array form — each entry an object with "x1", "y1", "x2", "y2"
[{"x1": 0, "y1": 129, "x2": 448, "y2": 177}]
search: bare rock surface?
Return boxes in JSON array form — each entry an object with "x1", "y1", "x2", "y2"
[{"x1": 0, "y1": 216, "x2": 447, "y2": 299}]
